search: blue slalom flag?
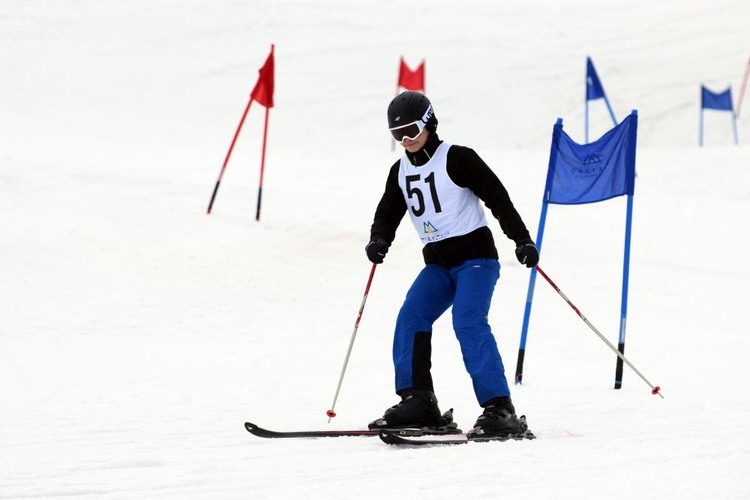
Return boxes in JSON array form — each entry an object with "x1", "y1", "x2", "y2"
[
  {"x1": 546, "y1": 112, "x2": 637, "y2": 205},
  {"x1": 701, "y1": 85, "x2": 733, "y2": 111},
  {"x1": 586, "y1": 57, "x2": 606, "y2": 100}
]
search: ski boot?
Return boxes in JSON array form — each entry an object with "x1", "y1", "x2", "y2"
[
  {"x1": 468, "y1": 396, "x2": 535, "y2": 440},
  {"x1": 368, "y1": 389, "x2": 444, "y2": 430}
]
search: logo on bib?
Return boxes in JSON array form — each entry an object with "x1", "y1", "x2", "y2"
[{"x1": 423, "y1": 221, "x2": 438, "y2": 233}]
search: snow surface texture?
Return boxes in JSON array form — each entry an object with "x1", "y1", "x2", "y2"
[{"x1": 2, "y1": 1, "x2": 749, "y2": 498}]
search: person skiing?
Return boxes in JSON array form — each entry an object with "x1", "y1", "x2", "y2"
[{"x1": 366, "y1": 90, "x2": 539, "y2": 438}]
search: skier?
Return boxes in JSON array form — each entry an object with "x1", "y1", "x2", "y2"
[{"x1": 366, "y1": 91, "x2": 539, "y2": 438}]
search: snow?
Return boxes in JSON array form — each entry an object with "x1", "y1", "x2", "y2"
[{"x1": 2, "y1": 0, "x2": 749, "y2": 498}]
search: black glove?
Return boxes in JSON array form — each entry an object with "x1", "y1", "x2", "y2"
[
  {"x1": 515, "y1": 238, "x2": 539, "y2": 268},
  {"x1": 365, "y1": 238, "x2": 390, "y2": 264}
]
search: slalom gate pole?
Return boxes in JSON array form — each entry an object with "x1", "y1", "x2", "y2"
[
  {"x1": 515, "y1": 118, "x2": 561, "y2": 384},
  {"x1": 534, "y1": 265, "x2": 663, "y2": 398},
  {"x1": 327, "y1": 263, "x2": 378, "y2": 421},
  {"x1": 603, "y1": 93, "x2": 618, "y2": 129},
  {"x1": 736, "y1": 57, "x2": 750, "y2": 118},
  {"x1": 255, "y1": 106, "x2": 271, "y2": 221},
  {"x1": 207, "y1": 98, "x2": 254, "y2": 214},
  {"x1": 615, "y1": 193, "x2": 635, "y2": 389}
]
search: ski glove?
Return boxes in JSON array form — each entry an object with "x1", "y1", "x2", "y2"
[
  {"x1": 515, "y1": 238, "x2": 539, "y2": 268},
  {"x1": 366, "y1": 238, "x2": 390, "y2": 264}
]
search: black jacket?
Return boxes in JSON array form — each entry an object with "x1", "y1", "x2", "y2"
[{"x1": 370, "y1": 133, "x2": 531, "y2": 268}]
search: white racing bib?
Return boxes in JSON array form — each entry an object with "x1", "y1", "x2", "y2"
[{"x1": 397, "y1": 142, "x2": 488, "y2": 245}]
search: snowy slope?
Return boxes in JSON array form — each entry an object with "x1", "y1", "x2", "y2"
[{"x1": 2, "y1": 1, "x2": 749, "y2": 498}]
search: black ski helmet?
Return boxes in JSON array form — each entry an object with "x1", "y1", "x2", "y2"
[{"x1": 387, "y1": 91, "x2": 438, "y2": 133}]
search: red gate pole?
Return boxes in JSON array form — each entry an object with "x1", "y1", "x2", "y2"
[{"x1": 207, "y1": 98, "x2": 254, "y2": 214}]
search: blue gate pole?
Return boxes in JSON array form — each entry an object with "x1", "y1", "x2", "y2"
[
  {"x1": 614, "y1": 110, "x2": 638, "y2": 389},
  {"x1": 614, "y1": 194, "x2": 634, "y2": 389},
  {"x1": 514, "y1": 203, "x2": 548, "y2": 385},
  {"x1": 602, "y1": 94, "x2": 618, "y2": 129},
  {"x1": 515, "y1": 118, "x2": 562, "y2": 384},
  {"x1": 699, "y1": 97, "x2": 704, "y2": 147}
]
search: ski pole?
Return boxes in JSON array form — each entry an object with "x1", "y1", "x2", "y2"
[
  {"x1": 327, "y1": 263, "x2": 378, "y2": 421},
  {"x1": 534, "y1": 265, "x2": 663, "y2": 398}
]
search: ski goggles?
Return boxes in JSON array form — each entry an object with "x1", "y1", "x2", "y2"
[{"x1": 389, "y1": 120, "x2": 425, "y2": 143}]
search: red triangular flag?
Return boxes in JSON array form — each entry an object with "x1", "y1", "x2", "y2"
[
  {"x1": 251, "y1": 45, "x2": 275, "y2": 108},
  {"x1": 398, "y1": 58, "x2": 425, "y2": 91}
]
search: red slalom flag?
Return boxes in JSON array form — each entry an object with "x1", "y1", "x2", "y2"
[
  {"x1": 251, "y1": 45, "x2": 275, "y2": 107},
  {"x1": 206, "y1": 45, "x2": 276, "y2": 216},
  {"x1": 398, "y1": 57, "x2": 425, "y2": 91}
]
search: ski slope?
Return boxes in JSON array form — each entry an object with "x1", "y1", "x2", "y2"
[{"x1": 2, "y1": 1, "x2": 749, "y2": 498}]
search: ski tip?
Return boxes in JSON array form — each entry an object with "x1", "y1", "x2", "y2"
[{"x1": 244, "y1": 422, "x2": 258, "y2": 432}]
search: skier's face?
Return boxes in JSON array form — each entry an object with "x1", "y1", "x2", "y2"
[{"x1": 402, "y1": 129, "x2": 428, "y2": 153}]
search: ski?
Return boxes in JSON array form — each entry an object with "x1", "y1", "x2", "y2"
[
  {"x1": 379, "y1": 416, "x2": 536, "y2": 446},
  {"x1": 378, "y1": 429, "x2": 535, "y2": 445},
  {"x1": 245, "y1": 408, "x2": 463, "y2": 440},
  {"x1": 244, "y1": 422, "x2": 379, "y2": 439}
]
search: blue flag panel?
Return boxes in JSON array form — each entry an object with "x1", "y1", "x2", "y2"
[
  {"x1": 701, "y1": 85, "x2": 733, "y2": 111},
  {"x1": 546, "y1": 113, "x2": 637, "y2": 205},
  {"x1": 586, "y1": 57, "x2": 606, "y2": 101}
]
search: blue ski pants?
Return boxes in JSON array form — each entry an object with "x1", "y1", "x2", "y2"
[{"x1": 392, "y1": 258, "x2": 510, "y2": 406}]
